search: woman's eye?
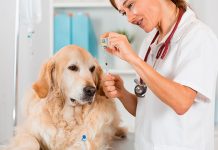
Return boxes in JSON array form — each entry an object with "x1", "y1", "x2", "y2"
[
  {"x1": 122, "y1": 12, "x2": 126, "y2": 16},
  {"x1": 119, "y1": 10, "x2": 126, "y2": 16},
  {"x1": 89, "y1": 66, "x2": 95, "y2": 73},
  {"x1": 68, "y1": 65, "x2": 79, "y2": 71},
  {"x1": 127, "y1": 3, "x2": 133, "y2": 9}
]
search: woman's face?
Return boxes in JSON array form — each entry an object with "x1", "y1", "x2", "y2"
[{"x1": 115, "y1": 0, "x2": 161, "y2": 32}]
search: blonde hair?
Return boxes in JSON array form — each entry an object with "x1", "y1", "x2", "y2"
[{"x1": 109, "y1": 0, "x2": 188, "y2": 11}]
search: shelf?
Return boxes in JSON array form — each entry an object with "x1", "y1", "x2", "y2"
[{"x1": 53, "y1": 0, "x2": 112, "y2": 8}]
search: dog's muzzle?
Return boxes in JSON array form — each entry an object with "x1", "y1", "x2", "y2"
[
  {"x1": 70, "y1": 86, "x2": 96, "y2": 104},
  {"x1": 83, "y1": 86, "x2": 96, "y2": 98},
  {"x1": 82, "y1": 86, "x2": 96, "y2": 103}
]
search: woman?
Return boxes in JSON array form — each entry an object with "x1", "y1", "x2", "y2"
[{"x1": 101, "y1": 0, "x2": 218, "y2": 149}]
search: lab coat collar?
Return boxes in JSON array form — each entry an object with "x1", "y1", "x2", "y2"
[
  {"x1": 153, "y1": 7, "x2": 197, "y2": 45},
  {"x1": 171, "y1": 7, "x2": 197, "y2": 43},
  {"x1": 144, "y1": 7, "x2": 197, "y2": 58},
  {"x1": 149, "y1": 7, "x2": 196, "y2": 57}
]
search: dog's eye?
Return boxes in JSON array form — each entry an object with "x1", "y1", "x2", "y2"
[
  {"x1": 68, "y1": 65, "x2": 79, "y2": 71},
  {"x1": 89, "y1": 66, "x2": 95, "y2": 73}
]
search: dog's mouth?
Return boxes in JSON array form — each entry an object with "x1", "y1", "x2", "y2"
[{"x1": 70, "y1": 97, "x2": 93, "y2": 105}]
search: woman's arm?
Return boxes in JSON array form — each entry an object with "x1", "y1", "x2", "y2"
[
  {"x1": 101, "y1": 32, "x2": 197, "y2": 115},
  {"x1": 129, "y1": 56, "x2": 197, "y2": 115},
  {"x1": 118, "y1": 88, "x2": 137, "y2": 116}
]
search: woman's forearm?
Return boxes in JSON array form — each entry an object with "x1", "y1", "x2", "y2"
[
  {"x1": 118, "y1": 89, "x2": 137, "y2": 117},
  {"x1": 129, "y1": 56, "x2": 197, "y2": 115}
]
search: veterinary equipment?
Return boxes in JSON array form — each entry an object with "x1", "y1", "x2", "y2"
[
  {"x1": 100, "y1": 37, "x2": 109, "y2": 74},
  {"x1": 100, "y1": 37, "x2": 109, "y2": 48}
]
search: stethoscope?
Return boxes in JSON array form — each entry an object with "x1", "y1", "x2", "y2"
[{"x1": 134, "y1": 8, "x2": 184, "y2": 98}]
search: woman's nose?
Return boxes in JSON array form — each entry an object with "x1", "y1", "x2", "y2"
[{"x1": 126, "y1": 10, "x2": 136, "y2": 24}]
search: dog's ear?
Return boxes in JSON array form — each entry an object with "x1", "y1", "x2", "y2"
[
  {"x1": 32, "y1": 59, "x2": 55, "y2": 99},
  {"x1": 95, "y1": 62, "x2": 106, "y2": 96}
]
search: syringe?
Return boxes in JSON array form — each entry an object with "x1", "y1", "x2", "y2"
[{"x1": 100, "y1": 37, "x2": 109, "y2": 74}]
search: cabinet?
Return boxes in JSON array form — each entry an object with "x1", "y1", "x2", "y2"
[{"x1": 49, "y1": 0, "x2": 145, "y2": 132}]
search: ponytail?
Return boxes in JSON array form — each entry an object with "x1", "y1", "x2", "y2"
[
  {"x1": 171, "y1": 0, "x2": 188, "y2": 11},
  {"x1": 109, "y1": 0, "x2": 118, "y2": 11}
]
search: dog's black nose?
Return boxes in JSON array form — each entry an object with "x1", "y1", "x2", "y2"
[{"x1": 83, "y1": 86, "x2": 96, "y2": 97}]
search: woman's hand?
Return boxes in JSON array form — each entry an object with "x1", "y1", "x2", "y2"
[
  {"x1": 101, "y1": 32, "x2": 138, "y2": 63},
  {"x1": 102, "y1": 73, "x2": 126, "y2": 100}
]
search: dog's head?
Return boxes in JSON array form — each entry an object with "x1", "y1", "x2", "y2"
[{"x1": 32, "y1": 45, "x2": 105, "y2": 106}]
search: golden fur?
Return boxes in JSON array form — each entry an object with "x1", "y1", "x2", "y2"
[{"x1": 6, "y1": 45, "x2": 126, "y2": 150}]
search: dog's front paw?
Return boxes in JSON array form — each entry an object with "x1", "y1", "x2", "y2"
[{"x1": 114, "y1": 127, "x2": 128, "y2": 139}]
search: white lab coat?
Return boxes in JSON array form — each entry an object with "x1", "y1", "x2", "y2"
[{"x1": 135, "y1": 8, "x2": 218, "y2": 150}]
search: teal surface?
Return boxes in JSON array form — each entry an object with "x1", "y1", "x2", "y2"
[
  {"x1": 54, "y1": 13, "x2": 71, "y2": 54},
  {"x1": 54, "y1": 12, "x2": 98, "y2": 58}
]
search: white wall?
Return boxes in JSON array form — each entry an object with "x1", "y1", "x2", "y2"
[
  {"x1": 0, "y1": 0, "x2": 50, "y2": 144},
  {"x1": 190, "y1": 0, "x2": 218, "y2": 36},
  {"x1": 0, "y1": 0, "x2": 16, "y2": 144},
  {"x1": 17, "y1": 0, "x2": 50, "y2": 123}
]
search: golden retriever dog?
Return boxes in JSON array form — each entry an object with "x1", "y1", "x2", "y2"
[{"x1": 6, "y1": 45, "x2": 127, "y2": 150}]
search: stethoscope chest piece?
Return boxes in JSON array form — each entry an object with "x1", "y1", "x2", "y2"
[{"x1": 134, "y1": 79, "x2": 147, "y2": 98}]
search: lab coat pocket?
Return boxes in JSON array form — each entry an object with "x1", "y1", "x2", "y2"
[{"x1": 154, "y1": 145, "x2": 194, "y2": 150}]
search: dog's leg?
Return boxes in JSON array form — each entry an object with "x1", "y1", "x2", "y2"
[
  {"x1": 5, "y1": 133, "x2": 40, "y2": 150},
  {"x1": 66, "y1": 139, "x2": 97, "y2": 150}
]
